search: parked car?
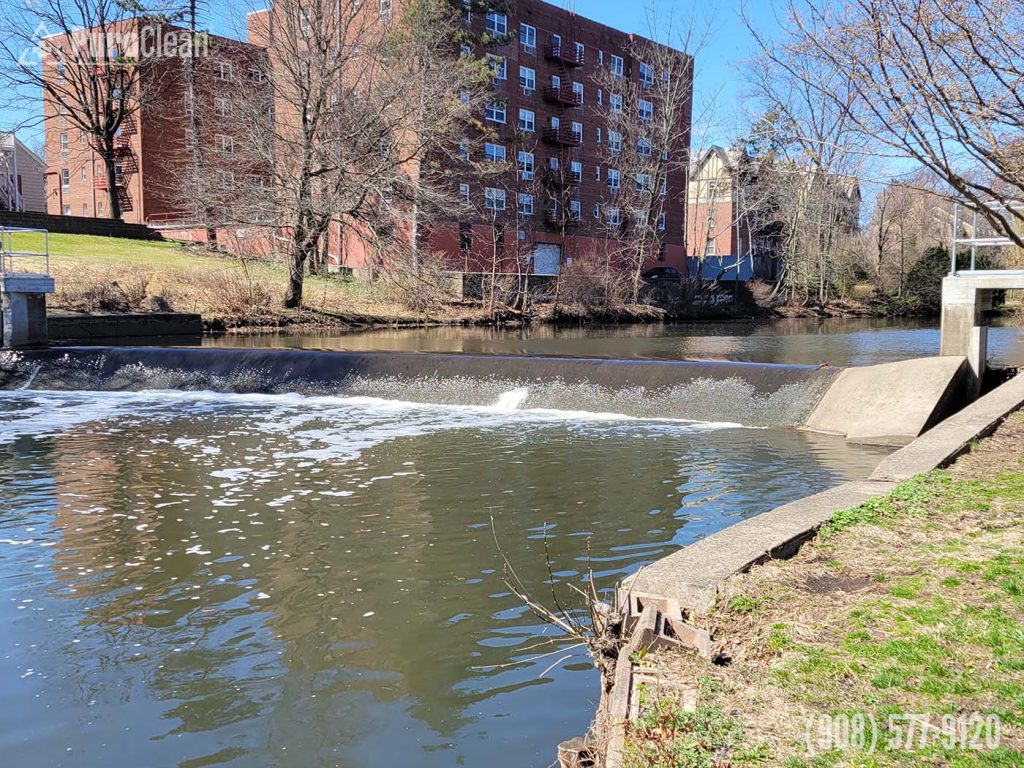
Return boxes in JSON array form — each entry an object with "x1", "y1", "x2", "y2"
[{"x1": 642, "y1": 266, "x2": 683, "y2": 282}]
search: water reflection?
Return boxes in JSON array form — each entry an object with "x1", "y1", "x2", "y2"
[
  {"x1": 202, "y1": 317, "x2": 1024, "y2": 368},
  {"x1": 0, "y1": 391, "x2": 888, "y2": 767}
]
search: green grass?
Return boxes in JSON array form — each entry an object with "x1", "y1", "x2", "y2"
[{"x1": 626, "y1": 443, "x2": 1024, "y2": 767}]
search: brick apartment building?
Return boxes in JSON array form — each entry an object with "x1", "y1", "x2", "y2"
[
  {"x1": 317, "y1": 1, "x2": 693, "y2": 276},
  {"x1": 44, "y1": 3, "x2": 693, "y2": 278},
  {"x1": 43, "y1": 23, "x2": 267, "y2": 224}
]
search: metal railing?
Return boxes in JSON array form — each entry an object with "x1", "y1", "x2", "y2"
[
  {"x1": 0, "y1": 226, "x2": 50, "y2": 274},
  {"x1": 950, "y1": 200, "x2": 1023, "y2": 275}
]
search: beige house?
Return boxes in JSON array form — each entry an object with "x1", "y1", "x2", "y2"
[{"x1": 1, "y1": 133, "x2": 47, "y2": 213}]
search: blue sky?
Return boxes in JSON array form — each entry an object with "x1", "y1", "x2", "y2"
[{"x1": 8, "y1": 0, "x2": 781, "y2": 150}]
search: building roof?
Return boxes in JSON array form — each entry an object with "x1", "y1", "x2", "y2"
[{"x1": 0, "y1": 133, "x2": 45, "y2": 170}]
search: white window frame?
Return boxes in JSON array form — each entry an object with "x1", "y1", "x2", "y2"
[
  {"x1": 484, "y1": 187, "x2": 507, "y2": 211},
  {"x1": 609, "y1": 130, "x2": 622, "y2": 154},
  {"x1": 637, "y1": 138, "x2": 653, "y2": 157},
  {"x1": 608, "y1": 169, "x2": 620, "y2": 191},
  {"x1": 485, "y1": 101, "x2": 507, "y2": 124},
  {"x1": 488, "y1": 55, "x2": 507, "y2": 82},
  {"x1": 215, "y1": 60, "x2": 233, "y2": 81},
  {"x1": 518, "y1": 192, "x2": 534, "y2": 216},
  {"x1": 520, "y1": 23, "x2": 536, "y2": 51},
  {"x1": 640, "y1": 62, "x2": 654, "y2": 87},
  {"x1": 572, "y1": 81, "x2": 584, "y2": 104},
  {"x1": 610, "y1": 93, "x2": 623, "y2": 113},
  {"x1": 217, "y1": 134, "x2": 234, "y2": 153},
  {"x1": 611, "y1": 55, "x2": 624, "y2": 78},
  {"x1": 486, "y1": 10, "x2": 508, "y2": 35},
  {"x1": 484, "y1": 142, "x2": 507, "y2": 163},
  {"x1": 518, "y1": 150, "x2": 535, "y2": 180},
  {"x1": 459, "y1": 182, "x2": 470, "y2": 203},
  {"x1": 518, "y1": 108, "x2": 535, "y2": 132},
  {"x1": 638, "y1": 99, "x2": 654, "y2": 122},
  {"x1": 519, "y1": 66, "x2": 536, "y2": 92}
]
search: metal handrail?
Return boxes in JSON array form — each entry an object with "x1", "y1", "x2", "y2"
[
  {"x1": 950, "y1": 200, "x2": 1023, "y2": 275},
  {"x1": 0, "y1": 226, "x2": 50, "y2": 274}
]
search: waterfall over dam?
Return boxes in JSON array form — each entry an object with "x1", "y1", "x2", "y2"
[{"x1": 0, "y1": 346, "x2": 841, "y2": 427}]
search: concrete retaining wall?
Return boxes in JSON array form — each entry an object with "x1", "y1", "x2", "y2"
[
  {"x1": 47, "y1": 313, "x2": 203, "y2": 342},
  {"x1": 0, "y1": 210, "x2": 164, "y2": 240}
]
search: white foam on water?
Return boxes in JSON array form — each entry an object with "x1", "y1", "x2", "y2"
[
  {"x1": 0, "y1": 388, "x2": 744, "y2": 463},
  {"x1": 492, "y1": 387, "x2": 530, "y2": 411}
]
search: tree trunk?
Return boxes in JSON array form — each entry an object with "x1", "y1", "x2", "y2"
[{"x1": 103, "y1": 142, "x2": 122, "y2": 220}]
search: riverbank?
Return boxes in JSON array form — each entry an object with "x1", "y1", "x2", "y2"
[
  {"x1": 621, "y1": 412, "x2": 1024, "y2": 767},
  {"x1": 28, "y1": 232, "x2": 907, "y2": 335}
]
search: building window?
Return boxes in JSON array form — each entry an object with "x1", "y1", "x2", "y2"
[
  {"x1": 608, "y1": 169, "x2": 620, "y2": 191},
  {"x1": 574, "y1": 42, "x2": 585, "y2": 61},
  {"x1": 486, "y1": 10, "x2": 507, "y2": 35},
  {"x1": 610, "y1": 93, "x2": 623, "y2": 113},
  {"x1": 215, "y1": 97, "x2": 229, "y2": 117},
  {"x1": 571, "y1": 122, "x2": 583, "y2": 143},
  {"x1": 705, "y1": 237, "x2": 717, "y2": 256},
  {"x1": 611, "y1": 55, "x2": 624, "y2": 78},
  {"x1": 549, "y1": 156, "x2": 560, "y2": 171},
  {"x1": 595, "y1": 165, "x2": 601, "y2": 181},
  {"x1": 59, "y1": 132, "x2": 68, "y2": 155},
  {"x1": 570, "y1": 160, "x2": 582, "y2": 182},
  {"x1": 484, "y1": 142, "x2": 506, "y2": 163},
  {"x1": 637, "y1": 138, "x2": 652, "y2": 157},
  {"x1": 518, "y1": 151, "x2": 535, "y2": 180},
  {"x1": 608, "y1": 207, "x2": 621, "y2": 226},
  {"x1": 82, "y1": 203, "x2": 88, "y2": 216},
  {"x1": 487, "y1": 55, "x2": 507, "y2": 82},
  {"x1": 572, "y1": 81, "x2": 584, "y2": 104},
  {"x1": 460, "y1": 222, "x2": 472, "y2": 251},
  {"x1": 518, "y1": 192, "x2": 534, "y2": 216},
  {"x1": 63, "y1": 204, "x2": 71, "y2": 216},
  {"x1": 484, "y1": 187, "x2": 506, "y2": 211},
  {"x1": 598, "y1": 50, "x2": 604, "y2": 65},
  {"x1": 570, "y1": 199, "x2": 581, "y2": 220},
  {"x1": 459, "y1": 139, "x2": 470, "y2": 160},
  {"x1": 249, "y1": 69, "x2": 264, "y2": 84},
  {"x1": 658, "y1": 212, "x2": 666, "y2": 231},
  {"x1": 60, "y1": 168, "x2": 69, "y2": 189},
  {"x1": 597, "y1": 88, "x2": 604, "y2": 105},
  {"x1": 518, "y1": 108, "x2": 535, "y2": 132},
  {"x1": 640, "y1": 62, "x2": 654, "y2": 87},
  {"x1": 219, "y1": 170, "x2": 235, "y2": 188},
  {"x1": 594, "y1": 203, "x2": 601, "y2": 219},
  {"x1": 485, "y1": 101, "x2": 507, "y2": 124},
  {"x1": 550, "y1": 115, "x2": 560, "y2": 130},
  {"x1": 636, "y1": 173, "x2": 651, "y2": 193},
  {"x1": 215, "y1": 60, "x2": 233, "y2": 81},
  {"x1": 660, "y1": 178, "x2": 668, "y2": 197},
  {"x1": 520, "y1": 23, "x2": 536, "y2": 51},
  {"x1": 638, "y1": 99, "x2": 654, "y2": 122},
  {"x1": 217, "y1": 134, "x2": 234, "y2": 153},
  {"x1": 519, "y1": 66, "x2": 536, "y2": 92},
  {"x1": 459, "y1": 182, "x2": 470, "y2": 203},
  {"x1": 596, "y1": 127, "x2": 602, "y2": 144},
  {"x1": 380, "y1": 0, "x2": 392, "y2": 20},
  {"x1": 609, "y1": 131, "x2": 622, "y2": 154}
]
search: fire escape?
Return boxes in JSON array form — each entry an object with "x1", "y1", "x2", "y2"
[
  {"x1": 541, "y1": 38, "x2": 584, "y2": 232},
  {"x1": 93, "y1": 116, "x2": 138, "y2": 213}
]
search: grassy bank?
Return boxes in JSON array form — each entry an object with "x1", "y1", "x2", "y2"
[
  {"x1": 18, "y1": 232, "x2": 438, "y2": 331},
  {"x1": 624, "y1": 413, "x2": 1024, "y2": 767}
]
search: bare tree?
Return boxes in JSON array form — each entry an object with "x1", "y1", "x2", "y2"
[
  {"x1": 206, "y1": 0, "x2": 490, "y2": 308},
  {"x1": 593, "y1": 34, "x2": 696, "y2": 304},
  {"x1": 755, "y1": 0, "x2": 1024, "y2": 248},
  {"x1": 0, "y1": 0, "x2": 187, "y2": 220}
]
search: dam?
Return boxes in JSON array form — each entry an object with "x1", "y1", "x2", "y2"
[{"x1": 0, "y1": 343, "x2": 978, "y2": 766}]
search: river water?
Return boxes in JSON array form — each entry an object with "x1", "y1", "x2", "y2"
[{"x1": 3, "y1": 317, "x2": 1009, "y2": 767}]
